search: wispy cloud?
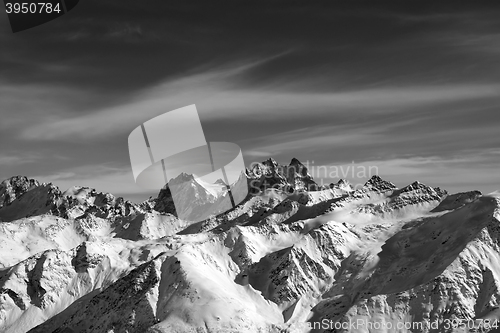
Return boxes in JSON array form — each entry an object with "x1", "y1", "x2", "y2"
[
  {"x1": 0, "y1": 154, "x2": 41, "y2": 166},
  {"x1": 242, "y1": 126, "x2": 386, "y2": 159},
  {"x1": 107, "y1": 23, "x2": 143, "y2": 38},
  {"x1": 244, "y1": 150, "x2": 275, "y2": 158},
  {"x1": 13, "y1": 62, "x2": 500, "y2": 142}
]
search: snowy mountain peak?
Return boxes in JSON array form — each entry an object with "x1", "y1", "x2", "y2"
[
  {"x1": 0, "y1": 175, "x2": 40, "y2": 208},
  {"x1": 262, "y1": 157, "x2": 278, "y2": 167},
  {"x1": 363, "y1": 175, "x2": 397, "y2": 191},
  {"x1": 245, "y1": 158, "x2": 318, "y2": 193},
  {"x1": 397, "y1": 181, "x2": 449, "y2": 199},
  {"x1": 332, "y1": 179, "x2": 354, "y2": 191},
  {"x1": 168, "y1": 172, "x2": 195, "y2": 185},
  {"x1": 336, "y1": 179, "x2": 350, "y2": 186},
  {"x1": 400, "y1": 180, "x2": 430, "y2": 192},
  {"x1": 289, "y1": 157, "x2": 304, "y2": 166}
]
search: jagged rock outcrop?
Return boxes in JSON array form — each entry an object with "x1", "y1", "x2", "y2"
[
  {"x1": 0, "y1": 176, "x2": 40, "y2": 209},
  {"x1": 0, "y1": 181, "x2": 63, "y2": 222},
  {"x1": 0, "y1": 179, "x2": 142, "y2": 223},
  {"x1": 246, "y1": 158, "x2": 319, "y2": 194},
  {"x1": 364, "y1": 175, "x2": 397, "y2": 192}
]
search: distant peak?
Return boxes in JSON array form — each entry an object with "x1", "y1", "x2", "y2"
[
  {"x1": 329, "y1": 179, "x2": 353, "y2": 192},
  {"x1": 401, "y1": 180, "x2": 424, "y2": 188},
  {"x1": 337, "y1": 179, "x2": 351, "y2": 186},
  {"x1": 289, "y1": 157, "x2": 304, "y2": 166},
  {"x1": 262, "y1": 157, "x2": 278, "y2": 167},
  {"x1": 364, "y1": 175, "x2": 396, "y2": 191},
  {"x1": 401, "y1": 181, "x2": 436, "y2": 193},
  {"x1": 336, "y1": 179, "x2": 352, "y2": 188},
  {"x1": 365, "y1": 175, "x2": 383, "y2": 185},
  {"x1": 1, "y1": 176, "x2": 41, "y2": 208},
  {"x1": 166, "y1": 172, "x2": 196, "y2": 188},
  {"x1": 433, "y1": 187, "x2": 449, "y2": 197},
  {"x1": 2, "y1": 175, "x2": 39, "y2": 186}
]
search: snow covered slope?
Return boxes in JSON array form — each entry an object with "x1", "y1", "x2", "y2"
[{"x1": 0, "y1": 158, "x2": 498, "y2": 333}]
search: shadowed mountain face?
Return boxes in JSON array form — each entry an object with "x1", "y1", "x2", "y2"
[{"x1": 0, "y1": 158, "x2": 499, "y2": 333}]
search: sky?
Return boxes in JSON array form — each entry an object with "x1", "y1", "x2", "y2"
[{"x1": 0, "y1": 0, "x2": 499, "y2": 202}]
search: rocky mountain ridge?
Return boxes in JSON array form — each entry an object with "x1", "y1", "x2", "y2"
[{"x1": 0, "y1": 158, "x2": 498, "y2": 333}]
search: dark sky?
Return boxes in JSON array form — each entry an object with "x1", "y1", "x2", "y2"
[{"x1": 1, "y1": 1, "x2": 500, "y2": 202}]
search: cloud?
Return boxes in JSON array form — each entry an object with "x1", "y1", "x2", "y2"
[
  {"x1": 13, "y1": 59, "x2": 500, "y2": 142},
  {"x1": 0, "y1": 82, "x2": 83, "y2": 130},
  {"x1": 13, "y1": 58, "x2": 282, "y2": 141},
  {"x1": 244, "y1": 150, "x2": 274, "y2": 158},
  {"x1": 242, "y1": 127, "x2": 386, "y2": 160},
  {"x1": 107, "y1": 23, "x2": 143, "y2": 38},
  {"x1": 0, "y1": 154, "x2": 40, "y2": 166}
]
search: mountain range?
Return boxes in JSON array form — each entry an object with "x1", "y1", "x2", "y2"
[{"x1": 0, "y1": 158, "x2": 499, "y2": 333}]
